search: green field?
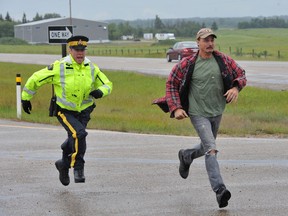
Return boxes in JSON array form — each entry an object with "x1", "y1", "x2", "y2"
[
  {"x1": 1, "y1": 28, "x2": 288, "y2": 61},
  {"x1": 215, "y1": 28, "x2": 288, "y2": 60},
  {"x1": 1, "y1": 62, "x2": 287, "y2": 138}
]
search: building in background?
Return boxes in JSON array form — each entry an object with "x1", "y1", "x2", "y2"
[
  {"x1": 143, "y1": 33, "x2": 153, "y2": 40},
  {"x1": 121, "y1": 35, "x2": 134, "y2": 40},
  {"x1": 14, "y1": 17, "x2": 109, "y2": 44}
]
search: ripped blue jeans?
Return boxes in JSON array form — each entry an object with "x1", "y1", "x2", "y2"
[{"x1": 182, "y1": 115, "x2": 226, "y2": 192}]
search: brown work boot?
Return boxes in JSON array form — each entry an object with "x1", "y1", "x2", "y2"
[{"x1": 55, "y1": 159, "x2": 70, "y2": 186}]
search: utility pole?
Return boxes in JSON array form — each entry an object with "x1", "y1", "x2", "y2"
[
  {"x1": 63, "y1": 0, "x2": 73, "y2": 57},
  {"x1": 69, "y1": 0, "x2": 72, "y2": 25}
]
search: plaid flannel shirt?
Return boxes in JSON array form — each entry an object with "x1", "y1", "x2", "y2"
[{"x1": 153, "y1": 50, "x2": 247, "y2": 118}]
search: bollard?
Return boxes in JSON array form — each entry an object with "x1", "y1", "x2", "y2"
[{"x1": 16, "y1": 74, "x2": 22, "y2": 119}]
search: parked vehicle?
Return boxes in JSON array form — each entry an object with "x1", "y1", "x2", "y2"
[
  {"x1": 155, "y1": 33, "x2": 175, "y2": 40},
  {"x1": 166, "y1": 41, "x2": 198, "y2": 62}
]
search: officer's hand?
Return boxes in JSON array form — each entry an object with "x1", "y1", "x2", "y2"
[
  {"x1": 89, "y1": 89, "x2": 103, "y2": 99},
  {"x1": 22, "y1": 100, "x2": 32, "y2": 114}
]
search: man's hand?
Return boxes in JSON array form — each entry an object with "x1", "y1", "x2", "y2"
[
  {"x1": 224, "y1": 87, "x2": 239, "y2": 103},
  {"x1": 21, "y1": 100, "x2": 32, "y2": 114},
  {"x1": 89, "y1": 89, "x2": 103, "y2": 99},
  {"x1": 174, "y1": 108, "x2": 188, "y2": 120}
]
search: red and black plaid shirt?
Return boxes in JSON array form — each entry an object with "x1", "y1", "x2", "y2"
[{"x1": 153, "y1": 50, "x2": 247, "y2": 117}]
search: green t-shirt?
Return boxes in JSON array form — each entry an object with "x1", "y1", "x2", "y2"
[{"x1": 188, "y1": 56, "x2": 226, "y2": 117}]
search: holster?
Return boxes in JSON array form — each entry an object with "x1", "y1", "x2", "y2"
[{"x1": 49, "y1": 96, "x2": 57, "y2": 117}]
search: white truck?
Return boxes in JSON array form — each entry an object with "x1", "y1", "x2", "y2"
[{"x1": 155, "y1": 33, "x2": 175, "y2": 40}]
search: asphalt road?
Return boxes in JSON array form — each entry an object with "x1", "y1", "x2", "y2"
[
  {"x1": 1, "y1": 119, "x2": 288, "y2": 216},
  {"x1": 0, "y1": 53, "x2": 288, "y2": 90}
]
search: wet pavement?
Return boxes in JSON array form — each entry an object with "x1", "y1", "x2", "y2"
[{"x1": 1, "y1": 119, "x2": 288, "y2": 216}]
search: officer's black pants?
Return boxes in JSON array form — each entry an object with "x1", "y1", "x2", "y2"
[{"x1": 56, "y1": 104, "x2": 96, "y2": 170}]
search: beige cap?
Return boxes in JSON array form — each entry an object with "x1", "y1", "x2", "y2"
[{"x1": 196, "y1": 28, "x2": 217, "y2": 40}]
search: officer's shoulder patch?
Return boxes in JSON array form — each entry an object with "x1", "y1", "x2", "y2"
[{"x1": 47, "y1": 64, "x2": 54, "y2": 70}]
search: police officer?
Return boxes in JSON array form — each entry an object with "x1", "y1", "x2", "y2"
[{"x1": 21, "y1": 35, "x2": 113, "y2": 186}]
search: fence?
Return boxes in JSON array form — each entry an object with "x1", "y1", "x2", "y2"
[
  {"x1": 220, "y1": 46, "x2": 284, "y2": 59},
  {"x1": 88, "y1": 48, "x2": 168, "y2": 57},
  {"x1": 87, "y1": 47, "x2": 286, "y2": 60}
]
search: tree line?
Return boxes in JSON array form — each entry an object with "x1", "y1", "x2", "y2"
[
  {"x1": 0, "y1": 12, "x2": 61, "y2": 38},
  {"x1": 0, "y1": 12, "x2": 218, "y2": 40},
  {"x1": 1, "y1": 11, "x2": 288, "y2": 40},
  {"x1": 0, "y1": 12, "x2": 61, "y2": 23},
  {"x1": 108, "y1": 15, "x2": 218, "y2": 40},
  {"x1": 238, "y1": 17, "x2": 288, "y2": 28}
]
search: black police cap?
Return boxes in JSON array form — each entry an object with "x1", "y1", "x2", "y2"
[{"x1": 67, "y1": 35, "x2": 89, "y2": 50}]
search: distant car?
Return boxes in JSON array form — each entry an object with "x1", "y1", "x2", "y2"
[{"x1": 166, "y1": 41, "x2": 199, "y2": 62}]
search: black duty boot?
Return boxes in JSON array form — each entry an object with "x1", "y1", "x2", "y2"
[
  {"x1": 55, "y1": 159, "x2": 70, "y2": 186},
  {"x1": 216, "y1": 187, "x2": 231, "y2": 208},
  {"x1": 74, "y1": 168, "x2": 85, "y2": 183},
  {"x1": 178, "y1": 149, "x2": 192, "y2": 179}
]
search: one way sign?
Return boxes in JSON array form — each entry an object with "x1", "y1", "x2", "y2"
[{"x1": 48, "y1": 26, "x2": 73, "y2": 43}]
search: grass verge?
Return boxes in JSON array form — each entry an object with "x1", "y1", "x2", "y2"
[{"x1": 0, "y1": 62, "x2": 287, "y2": 138}]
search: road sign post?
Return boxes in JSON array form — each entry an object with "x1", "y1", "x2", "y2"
[{"x1": 48, "y1": 26, "x2": 73, "y2": 57}]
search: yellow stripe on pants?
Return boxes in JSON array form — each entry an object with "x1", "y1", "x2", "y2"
[{"x1": 58, "y1": 111, "x2": 78, "y2": 168}]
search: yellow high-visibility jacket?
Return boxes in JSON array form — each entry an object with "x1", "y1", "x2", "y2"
[{"x1": 22, "y1": 55, "x2": 113, "y2": 112}]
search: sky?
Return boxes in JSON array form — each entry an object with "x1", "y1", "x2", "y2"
[{"x1": 0, "y1": 0, "x2": 288, "y2": 22}]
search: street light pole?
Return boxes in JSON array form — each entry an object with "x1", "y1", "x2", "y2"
[
  {"x1": 69, "y1": 0, "x2": 72, "y2": 25},
  {"x1": 63, "y1": 0, "x2": 72, "y2": 57}
]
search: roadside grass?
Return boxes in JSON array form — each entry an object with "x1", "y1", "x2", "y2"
[
  {"x1": 1, "y1": 28, "x2": 288, "y2": 61},
  {"x1": 222, "y1": 86, "x2": 288, "y2": 136},
  {"x1": 1, "y1": 62, "x2": 287, "y2": 138}
]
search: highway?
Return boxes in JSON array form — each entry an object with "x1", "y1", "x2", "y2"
[{"x1": 0, "y1": 53, "x2": 288, "y2": 90}]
